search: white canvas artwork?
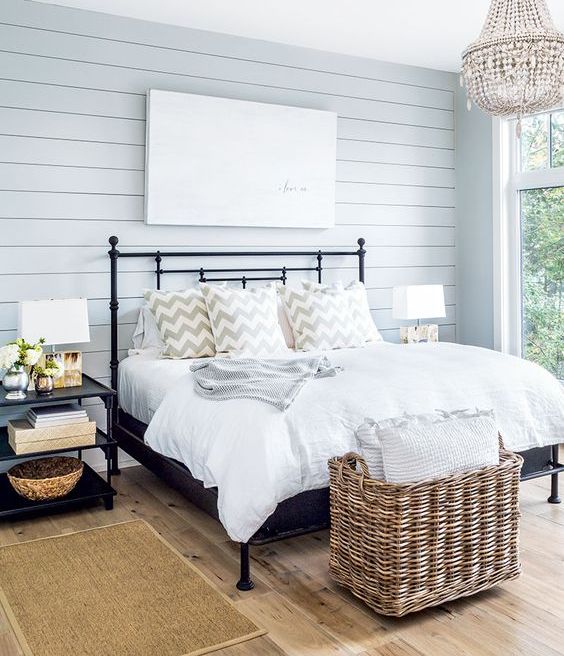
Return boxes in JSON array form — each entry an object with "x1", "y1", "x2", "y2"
[{"x1": 144, "y1": 90, "x2": 337, "y2": 228}]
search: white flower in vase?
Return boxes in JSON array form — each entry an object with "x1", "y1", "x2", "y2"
[
  {"x1": 23, "y1": 347, "x2": 42, "y2": 366},
  {"x1": 0, "y1": 344, "x2": 20, "y2": 370}
]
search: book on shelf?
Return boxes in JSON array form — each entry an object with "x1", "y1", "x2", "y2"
[
  {"x1": 27, "y1": 415, "x2": 89, "y2": 428},
  {"x1": 28, "y1": 404, "x2": 87, "y2": 419},
  {"x1": 27, "y1": 403, "x2": 88, "y2": 428}
]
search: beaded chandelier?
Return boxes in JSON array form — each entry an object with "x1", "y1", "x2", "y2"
[{"x1": 461, "y1": 0, "x2": 564, "y2": 133}]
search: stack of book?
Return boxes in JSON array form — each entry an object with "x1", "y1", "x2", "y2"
[{"x1": 7, "y1": 404, "x2": 96, "y2": 455}]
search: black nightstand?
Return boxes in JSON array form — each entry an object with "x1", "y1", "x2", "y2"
[{"x1": 0, "y1": 374, "x2": 117, "y2": 517}]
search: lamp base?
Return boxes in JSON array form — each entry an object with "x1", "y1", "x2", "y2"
[{"x1": 400, "y1": 324, "x2": 439, "y2": 344}]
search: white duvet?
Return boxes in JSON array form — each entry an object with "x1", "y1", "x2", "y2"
[{"x1": 137, "y1": 342, "x2": 564, "y2": 542}]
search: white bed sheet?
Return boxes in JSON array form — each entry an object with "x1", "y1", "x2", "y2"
[
  {"x1": 122, "y1": 343, "x2": 564, "y2": 542},
  {"x1": 118, "y1": 349, "x2": 191, "y2": 425}
]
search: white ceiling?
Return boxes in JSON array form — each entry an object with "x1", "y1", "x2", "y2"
[{"x1": 32, "y1": 0, "x2": 564, "y2": 72}]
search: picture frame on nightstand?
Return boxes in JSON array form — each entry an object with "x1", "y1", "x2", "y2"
[{"x1": 45, "y1": 351, "x2": 83, "y2": 388}]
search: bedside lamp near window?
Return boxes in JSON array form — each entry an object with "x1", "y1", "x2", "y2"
[
  {"x1": 392, "y1": 285, "x2": 446, "y2": 344},
  {"x1": 18, "y1": 298, "x2": 90, "y2": 388}
]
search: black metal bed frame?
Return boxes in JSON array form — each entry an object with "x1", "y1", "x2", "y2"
[{"x1": 108, "y1": 235, "x2": 562, "y2": 591}]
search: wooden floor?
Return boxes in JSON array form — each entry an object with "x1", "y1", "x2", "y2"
[{"x1": 0, "y1": 466, "x2": 563, "y2": 656}]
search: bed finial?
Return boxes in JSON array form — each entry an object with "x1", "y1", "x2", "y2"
[
  {"x1": 356, "y1": 238, "x2": 366, "y2": 284},
  {"x1": 109, "y1": 235, "x2": 119, "y2": 249}
]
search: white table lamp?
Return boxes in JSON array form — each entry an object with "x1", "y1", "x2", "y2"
[
  {"x1": 18, "y1": 298, "x2": 90, "y2": 347},
  {"x1": 392, "y1": 285, "x2": 445, "y2": 343},
  {"x1": 18, "y1": 299, "x2": 90, "y2": 389}
]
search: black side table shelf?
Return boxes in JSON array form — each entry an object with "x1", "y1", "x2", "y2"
[{"x1": 0, "y1": 374, "x2": 117, "y2": 517}]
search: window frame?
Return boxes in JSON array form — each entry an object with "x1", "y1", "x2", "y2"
[{"x1": 493, "y1": 113, "x2": 564, "y2": 357}]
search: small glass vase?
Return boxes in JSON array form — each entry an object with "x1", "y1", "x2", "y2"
[
  {"x1": 34, "y1": 374, "x2": 54, "y2": 396},
  {"x1": 2, "y1": 365, "x2": 29, "y2": 400}
]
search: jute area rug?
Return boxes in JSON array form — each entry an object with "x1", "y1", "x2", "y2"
[{"x1": 0, "y1": 520, "x2": 264, "y2": 656}]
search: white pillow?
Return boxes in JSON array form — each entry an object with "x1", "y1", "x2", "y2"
[
  {"x1": 279, "y1": 285, "x2": 364, "y2": 351},
  {"x1": 277, "y1": 297, "x2": 295, "y2": 349},
  {"x1": 355, "y1": 409, "x2": 495, "y2": 480},
  {"x1": 131, "y1": 306, "x2": 165, "y2": 352},
  {"x1": 201, "y1": 283, "x2": 288, "y2": 356},
  {"x1": 379, "y1": 415, "x2": 500, "y2": 484},
  {"x1": 302, "y1": 280, "x2": 382, "y2": 343}
]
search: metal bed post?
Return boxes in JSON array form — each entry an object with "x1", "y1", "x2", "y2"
[
  {"x1": 108, "y1": 236, "x2": 120, "y2": 474},
  {"x1": 548, "y1": 444, "x2": 561, "y2": 504},
  {"x1": 236, "y1": 543, "x2": 254, "y2": 590}
]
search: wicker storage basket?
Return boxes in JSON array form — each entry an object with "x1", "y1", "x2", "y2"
[
  {"x1": 328, "y1": 446, "x2": 523, "y2": 617},
  {"x1": 8, "y1": 456, "x2": 83, "y2": 501}
]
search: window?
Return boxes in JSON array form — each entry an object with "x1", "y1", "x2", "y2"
[
  {"x1": 520, "y1": 186, "x2": 563, "y2": 379},
  {"x1": 494, "y1": 110, "x2": 564, "y2": 380}
]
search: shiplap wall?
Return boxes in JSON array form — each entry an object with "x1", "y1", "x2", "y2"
[{"x1": 0, "y1": 1, "x2": 456, "y2": 466}]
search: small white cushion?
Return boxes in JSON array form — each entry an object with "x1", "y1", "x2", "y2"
[
  {"x1": 355, "y1": 409, "x2": 495, "y2": 480},
  {"x1": 380, "y1": 415, "x2": 500, "y2": 484}
]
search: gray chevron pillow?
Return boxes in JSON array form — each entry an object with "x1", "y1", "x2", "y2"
[
  {"x1": 279, "y1": 286, "x2": 364, "y2": 351},
  {"x1": 143, "y1": 289, "x2": 215, "y2": 359},
  {"x1": 302, "y1": 280, "x2": 382, "y2": 343},
  {"x1": 201, "y1": 284, "x2": 288, "y2": 356}
]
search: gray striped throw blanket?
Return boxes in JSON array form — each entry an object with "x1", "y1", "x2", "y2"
[{"x1": 190, "y1": 356, "x2": 342, "y2": 411}]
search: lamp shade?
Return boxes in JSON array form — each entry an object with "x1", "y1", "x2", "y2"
[
  {"x1": 392, "y1": 285, "x2": 446, "y2": 321},
  {"x1": 18, "y1": 298, "x2": 90, "y2": 346}
]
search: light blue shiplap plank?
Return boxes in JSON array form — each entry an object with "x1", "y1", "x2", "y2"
[
  {"x1": 2, "y1": 220, "x2": 454, "y2": 248},
  {"x1": 337, "y1": 140, "x2": 455, "y2": 168},
  {"x1": 0, "y1": 135, "x2": 145, "y2": 169}
]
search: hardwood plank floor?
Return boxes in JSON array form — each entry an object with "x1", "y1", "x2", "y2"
[{"x1": 0, "y1": 466, "x2": 562, "y2": 656}]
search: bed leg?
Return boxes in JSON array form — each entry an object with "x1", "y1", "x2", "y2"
[
  {"x1": 236, "y1": 543, "x2": 255, "y2": 591},
  {"x1": 548, "y1": 445, "x2": 561, "y2": 504}
]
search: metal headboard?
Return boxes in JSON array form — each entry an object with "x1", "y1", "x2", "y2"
[{"x1": 108, "y1": 235, "x2": 366, "y2": 412}]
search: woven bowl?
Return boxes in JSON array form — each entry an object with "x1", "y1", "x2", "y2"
[{"x1": 8, "y1": 456, "x2": 84, "y2": 501}]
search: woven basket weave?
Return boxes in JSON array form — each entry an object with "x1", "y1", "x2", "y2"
[
  {"x1": 328, "y1": 445, "x2": 523, "y2": 617},
  {"x1": 8, "y1": 456, "x2": 83, "y2": 501}
]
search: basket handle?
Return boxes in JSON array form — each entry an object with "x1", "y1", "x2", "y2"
[
  {"x1": 498, "y1": 432, "x2": 505, "y2": 450},
  {"x1": 337, "y1": 452, "x2": 374, "y2": 499},
  {"x1": 338, "y1": 452, "x2": 370, "y2": 479}
]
